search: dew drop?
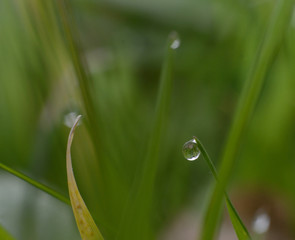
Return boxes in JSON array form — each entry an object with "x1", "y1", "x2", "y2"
[
  {"x1": 252, "y1": 209, "x2": 270, "y2": 234},
  {"x1": 182, "y1": 139, "x2": 200, "y2": 161},
  {"x1": 64, "y1": 112, "x2": 81, "y2": 128},
  {"x1": 170, "y1": 38, "x2": 181, "y2": 49}
]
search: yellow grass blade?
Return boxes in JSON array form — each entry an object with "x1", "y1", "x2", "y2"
[
  {"x1": 0, "y1": 224, "x2": 15, "y2": 240},
  {"x1": 66, "y1": 115, "x2": 104, "y2": 240}
]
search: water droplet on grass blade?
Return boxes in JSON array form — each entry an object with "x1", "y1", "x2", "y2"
[
  {"x1": 170, "y1": 39, "x2": 180, "y2": 49},
  {"x1": 169, "y1": 31, "x2": 181, "y2": 49},
  {"x1": 64, "y1": 112, "x2": 81, "y2": 128},
  {"x1": 182, "y1": 139, "x2": 200, "y2": 161}
]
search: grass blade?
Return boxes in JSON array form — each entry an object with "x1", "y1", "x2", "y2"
[
  {"x1": 118, "y1": 32, "x2": 178, "y2": 240},
  {"x1": 0, "y1": 224, "x2": 15, "y2": 240},
  {"x1": 194, "y1": 137, "x2": 251, "y2": 240},
  {"x1": 225, "y1": 198, "x2": 250, "y2": 240},
  {"x1": 66, "y1": 115, "x2": 104, "y2": 240},
  {"x1": 0, "y1": 163, "x2": 69, "y2": 205},
  {"x1": 199, "y1": 1, "x2": 294, "y2": 239},
  {"x1": 56, "y1": 0, "x2": 103, "y2": 158},
  {"x1": 56, "y1": 0, "x2": 96, "y2": 125}
]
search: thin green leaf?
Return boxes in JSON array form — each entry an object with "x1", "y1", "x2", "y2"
[
  {"x1": 0, "y1": 163, "x2": 69, "y2": 205},
  {"x1": 118, "y1": 32, "x2": 178, "y2": 240},
  {"x1": 199, "y1": 0, "x2": 294, "y2": 239},
  {"x1": 56, "y1": 0, "x2": 96, "y2": 125},
  {"x1": 225, "y1": 198, "x2": 250, "y2": 240},
  {"x1": 56, "y1": 0, "x2": 103, "y2": 159},
  {"x1": 66, "y1": 115, "x2": 104, "y2": 240},
  {"x1": 194, "y1": 137, "x2": 251, "y2": 240},
  {"x1": 0, "y1": 224, "x2": 15, "y2": 240}
]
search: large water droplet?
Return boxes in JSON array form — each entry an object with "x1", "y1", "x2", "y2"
[{"x1": 182, "y1": 139, "x2": 200, "y2": 161}]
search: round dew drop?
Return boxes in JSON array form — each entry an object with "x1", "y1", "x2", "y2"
[
  {"x1": 64, "y1": 112, "x2": 80, "y2": 128},
  {"x1": 170, "y1": 39, "x2": 180, "y2": 49},
  {"x1": 182, "y1": 139, "x2": 200, "y2": 161}
]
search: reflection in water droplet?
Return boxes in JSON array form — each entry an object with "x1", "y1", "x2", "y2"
[
  {"x1": 64, "y1": 112, "x2": 80, "y2": 128},
  {"x1": 182, "y1": 139, "x2": 200, "y2": 161},
  {"x1": 252, "y1": 210, "x2": 270, "y2": 234},
  {"x1": 170, "y1": 39, "x2": 181, "y2": 49}
]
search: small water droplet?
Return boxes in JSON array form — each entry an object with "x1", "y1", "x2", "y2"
[
  {"x1": 64, "y1": 112, "x2": 81, "y2": 128},
  {"x1": 182, "y1": 139, "x2": 200, "y2": 161},
  {"x1": 170, "y1": 39, "x2": 181, "y2": 49},
  {"x1": 252, "y1": 209, "x2": 270, "y2": 234}
]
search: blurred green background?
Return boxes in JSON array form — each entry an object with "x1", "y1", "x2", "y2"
[{"x1": 0, "y1": 0, "x2": 295, "y2": 239}]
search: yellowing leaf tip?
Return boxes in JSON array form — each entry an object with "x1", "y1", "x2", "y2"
[{"x1": 66, "y1": 115, "x2": 104, "y2": 240}]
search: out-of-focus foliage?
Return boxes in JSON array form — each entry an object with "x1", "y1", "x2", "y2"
[
  {"x1": 0, "y1": 0, "x2": 295, "y2": 239},
  {"x1": 0, "y1": 224, "x2": 15, "y2": 240}
]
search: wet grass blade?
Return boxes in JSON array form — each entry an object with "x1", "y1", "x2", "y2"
[
  {"x1": 194, "y1": 137, "x2": 251, "y2": 240},
  {"x1": 117, "y1": 32, "x2": 178, "y2": 240},
  {"x1": 199, "y1": 0, "x2": 294, "y2": 239},
  {"x1": 0, "y1": 224, "x2": 15, "y2": 240},
  {"x1": 66, "y1": 115, "x2": 104, "y2": 240}
]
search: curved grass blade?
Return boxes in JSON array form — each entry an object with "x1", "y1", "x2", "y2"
[
  {"x1": 66, "y1": 115, "x2": 104, "y2": 240},
  {"x1": 194, "y1": 137, "x2": 251, "y2": 240},
  {"x1": 199, "y1": 1, "x2": 294, "y2": 239},
  {"x1": 0, "y1": 224, "x2": 15, "y2": 240}
]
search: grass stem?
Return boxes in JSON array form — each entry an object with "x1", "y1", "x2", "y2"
[
  {"x1": 0, "y1": 163, "x2": 70, "y2": 205},
  {"x1": 199, "y1": 0, "x2": 294, "y2": 239},
  {"x1": 194, "y1": 137, "x2": 251, "y2": 240}
]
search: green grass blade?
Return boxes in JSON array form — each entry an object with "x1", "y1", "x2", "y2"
[
  {"x1": 0, "y1": 224, "x2": 15, "y2": 240},
  {"x1": 118, "y1": 32, "x2": 178, "y2": 240},
  {"x1": 56, "y1": 0, "x2": 100, "y2": 140},
  {"x1": 0, "y1": 163, "x2": 69, "y2": 205},
  {"x1": 66, "y1": 115, "x2": 104, "y2": 240},
  {"x1": 194, "y1": 137, "x2": 251, "y2": 240},
  {"x1": 225, "y1": 198, "x2": 250, "y2": 240},
  {"x1": 199, "y1": 1, "x2": 294, "y2": 239}
]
